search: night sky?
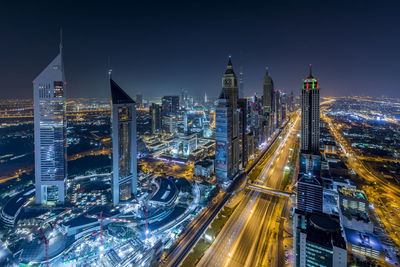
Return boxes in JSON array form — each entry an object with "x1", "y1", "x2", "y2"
[{"x1": 1, "y1": 0, "x2": 400, "y2": 99}]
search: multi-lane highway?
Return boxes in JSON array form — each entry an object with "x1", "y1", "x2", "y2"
[{"x1": 197, "y1": 115, "x2": 300, "y2": 267}]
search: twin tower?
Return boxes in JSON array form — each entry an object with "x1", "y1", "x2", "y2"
[{"x1": 33, "y1": 43, "x2": 137, "y2": 206}]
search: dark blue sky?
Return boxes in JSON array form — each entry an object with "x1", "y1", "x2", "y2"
[{"x1": 1, "y1": 0, "x2": 400, "y2": 99}]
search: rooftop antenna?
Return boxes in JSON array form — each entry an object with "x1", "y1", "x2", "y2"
[
  {"x1": 59, "y1": 27, "x2": 63, "y2": 54},
  {"x1": 59, "y1": 27, "x2": 65, "y2": 79},
  {"x1": 108, "y1": 56, "x2": 112, "y2": 79},
  {"x1": 308, "y1": 64, "x2": 313, "y2": 78}
]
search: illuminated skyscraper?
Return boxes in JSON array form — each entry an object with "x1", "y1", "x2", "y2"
[
  {"x1": 297, "y1": 65, "x2": 322, "y2": 212},
  {"x1": 239, "y1": 67, "x2": 244, "y2": 98},
  {"x1": 301, "y1": 65, "x2": 320, "y2": 154},
  {"x1": 263, "y1": 68, "x2": 275, "y2": 138},
  {"x1": 33, "y1": 38, "x2": 67, "y2": 205},
  {"x1": 215, "y1": 57, "x2": 240, "y2": 182},
  {"x1": 215, "y1": 92, "x2": 233, "y2": 182},
  {"x1": 150, "y1": 103, "x2": 162, "y2": 134},
  {"x1": 263, "y1": 68, "x2": 274, "y2": 112},
  {"x1": 111, "y1": 78, "x2": 137, "y2": 206},
  {"x1": 136, "y1": 93, "x2": 143, "y2": 108},
  {"x1": 238, "y1": 98, "x2": 248, "y2": 168},
  {"x1": 162, "y1": 95, "x2": 179, "y2": 116},
  {"x1": 273, "y1": 89, "x2": 282, "y2": 128}
]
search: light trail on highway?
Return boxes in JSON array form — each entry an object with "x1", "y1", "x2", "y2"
[{"x1": 197, "y1": 115, "x2": 300, "y2": 267}]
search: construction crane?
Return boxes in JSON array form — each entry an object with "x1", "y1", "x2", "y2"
[
  {"x1": 38, "y1": 226, "x2": 49, "y2": 267},
  {"x1": 84, "y1": 211, "x2": 136, "y2": 246}
]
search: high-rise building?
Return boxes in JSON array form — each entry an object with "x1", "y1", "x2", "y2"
[
  {"x1": 297, "y1": 65, "x2": 323, "y2": 212},
  {"x1": 281, "y1": 91, "x2": 287, "y2": 120},
  {"x1": 293, "y1": 210, "x2": 347, "y2": 267},
  {"x1": 162, "y1": 116, "x2": 177, "y2": 133},
  {"x1": 221, "y1": 57, "x2": 238, "y2": 113},
  {"x1": 110, "y1": 78, "x2": 137, "y2": 206},
  {"x1": 180, "y1": 88, "x2": 188, "y2": 108},
  {"x1": 162, "y1": 95, "x2": 179, "y2": 116},
  {"x1": 239, "y1": 67, "x2": 244, "y2": 99},
  {"x1": 288, "y1": 91, "x2": 295, "y2": 112},
  {"x1": 273, "y1": 89, "x2": 282, "y2": 128},
  {"x1": 215, "y1": 93, "x2": 233, "y2": 183},
  {"x1": 136, "y1": 93, "x2": 143, "y2": 108},
  {"x1": 301, "y1": 65, "x2": 320, "y2": 154},
  {"x1": 262, "y1": 68, "x2": 274, "y2": 111},
  {"x1": 221, "y1": 57, "x2": 240, "y2": 177},
  {"x1": 262, "y1": 68, "x2": 274, "y2": 137},
  {"x1": 34, "y1": 40, "x2": 67, "y2": 205},
  {"x1": 150, "y1": 103, "x2": 162, "y2": 134},
  {"x1": 238, "y1": 98, "x2": 248, "y2": 168},
  {"x1": 215, "y1": 57, "x2": 241, "y2": 182},
  {"x1": 297, "y1": 174, "x2": 323, "y2": 212}
]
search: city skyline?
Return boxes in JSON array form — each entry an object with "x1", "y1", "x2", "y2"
[
  {"x1": 2, "y1": 1, "x2": 400, "y2": 266},
  {"x1": 2, "y1": 1, "x2": 400, "y2": 99}
]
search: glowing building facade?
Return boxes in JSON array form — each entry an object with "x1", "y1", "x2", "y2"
[
  {"x1": 263, "y1": 68, "x2": 274, "y2": 137},
  {"x1": 33, "y1": 43, "x2": 67, "y2": 205},
  {"x1": 111, "y1": 79, "x2": 137, "y2": 206},
  {"x1": 301, "y1": 65, "x2": 320, "y2": 154},
  {"x1": 215, "y1": 57, "x2": 240, "y2": 182}
]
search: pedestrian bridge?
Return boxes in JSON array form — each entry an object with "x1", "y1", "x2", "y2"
[{"x1": 246, "y1": 184, "x2": 295, "y2": 199}]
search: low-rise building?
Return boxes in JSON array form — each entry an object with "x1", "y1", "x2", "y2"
[
  {"x1": 194, "y1": 159, "x2": 214, "y2": 178},
  {"x1": 344, "y1": 228, "x2": 385, "y2": 261},
  {"x1": 338, "y1": 187, "x2": 373, "y2": 233}
]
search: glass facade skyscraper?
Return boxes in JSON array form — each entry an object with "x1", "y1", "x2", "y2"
[
  {"x1": 301, "y1": 65, "x2": 320, "y2": 154},
  {"x1": 33, "y1": 44, "x2": 67, "y2": 205},
  {"x1": 111, "y1": 78, "x2": 137, "y2": 206},
  {"x1": 215, "y1": 97, "x2": 233, "y2": 182},
  {"x1": 215, "y1": 57, "x2": 240, "y2": 183}
]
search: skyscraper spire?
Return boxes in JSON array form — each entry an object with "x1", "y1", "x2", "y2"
[
  {"x1": 59, "y1": 28, "x2": 63, "y2": 55},
  {"x1": 108, "y1": 56, "x2": 112, "y2": 79},
  {"x1": 308, "y1": 64, "x2": 313, "y2": 78},
  {"x1": 225, "y1": 55, "x2": 235, "y2": 74}
]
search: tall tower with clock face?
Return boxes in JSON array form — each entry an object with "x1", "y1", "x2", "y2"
[
  {"x1": 215, "y1": 57, "x2": 241, "y2": 182},
  {"x1": 222, "y1": 57, "x2": 239, "y2": 111}
]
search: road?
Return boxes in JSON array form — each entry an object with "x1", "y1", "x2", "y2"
[
  {"x1": 159, "y1": 191, "x2": 231, "y2": 267},
  {"x1": 197, "y1": 115, "x2": 300, "y2": 267}
]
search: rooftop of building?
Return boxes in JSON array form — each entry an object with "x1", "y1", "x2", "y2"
[
  {"x1": 195, "y1": 159, "x2": 214, "y2": 168},
  {"x1": 295, "y1": 209, "x2": 346, "y2": 250},
  {"x1": 307, "y1": 212, "x2": 346, "y2": 250},
  {"x1": 175, "y1": 132, "x2": 197, "y2": 139},
  {"x1": 341, "y1": 207, "x2": 370, "y2": 223},
  {"x1": 299, "y1": 153, "x2": 322, "y2": 176},
  {"x1": 338, "y1": 187, "x2": 368, "y2": 201},
  {"x1": 110, "y1": 78, "x2": 135, "y2": 105},
  {"x1": 328, "y1": 161, "x2": 348, "y2": 170},
  {"x1": 324, "y1": 153, "x2": 341, "y2": 161},
  {"x1": 323, "y1": 141, "x2": 337, "y2": 146},
  {"x1": 297, "y1": 173, "x2": 323, "y2": 186},
  {"x1": 344, "y1": 227, "x2": 384, "y2": 251}
]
